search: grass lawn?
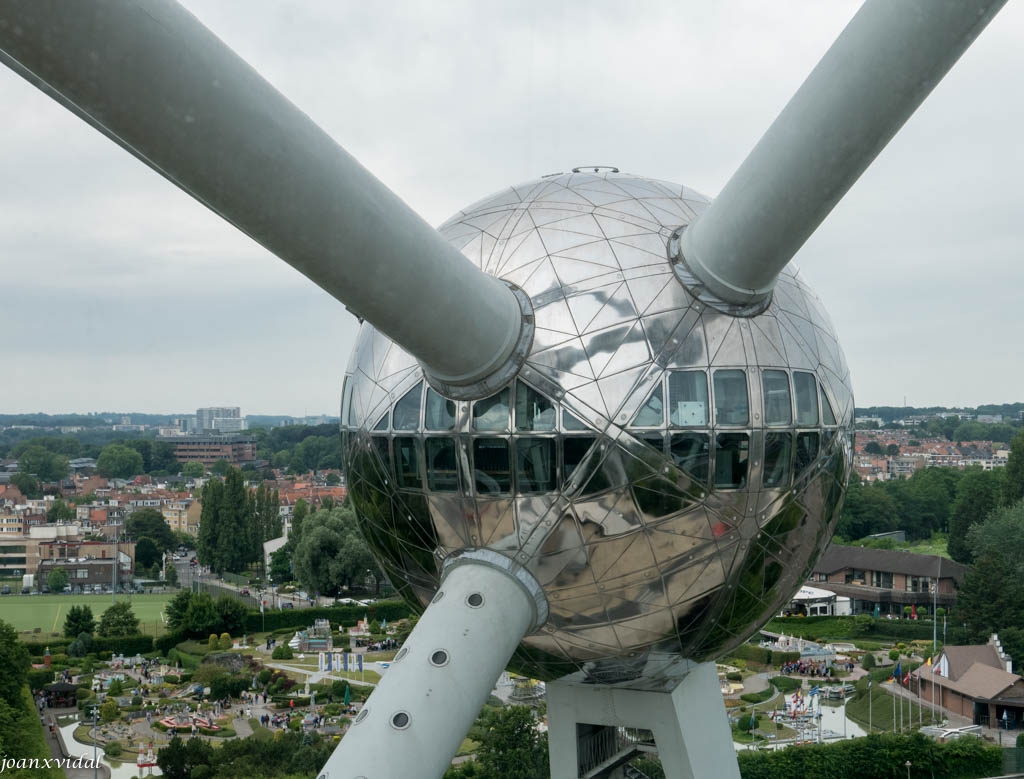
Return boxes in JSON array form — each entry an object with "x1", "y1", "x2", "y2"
[
  {"x1": 845, "y1": 678, "x2": 941, "y2": 733},
  {"x1": 6, "y1": 593, "x2": 173, "y2": 636}
]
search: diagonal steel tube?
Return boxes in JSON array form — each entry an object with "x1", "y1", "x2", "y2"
[
  {"x1": 0, "y1": 0, "x2": 525, "y2": 390},
  {"x1": 678, "y1": 0, "x2": 1007, "y2": 308}
]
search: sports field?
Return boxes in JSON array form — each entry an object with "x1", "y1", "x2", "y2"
[{"x1": 0, "y1": 593, "x2": 174, "y2": 635}]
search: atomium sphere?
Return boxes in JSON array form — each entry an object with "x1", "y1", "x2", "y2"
[{"x1": 341, "y1": 170, "x2": 853, "y2": 683}]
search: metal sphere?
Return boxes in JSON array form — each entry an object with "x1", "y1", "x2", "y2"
[{"x1": 342, "y1": 171, "x2": 853, "y2": 683}]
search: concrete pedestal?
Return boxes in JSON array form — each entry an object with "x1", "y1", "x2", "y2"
[{"x1": 546, "y1": 661, "x2": 739, "y2": 779}]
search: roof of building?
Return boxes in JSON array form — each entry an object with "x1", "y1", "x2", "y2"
[
  {"x1": 941, "y1": 643, "x2": 1006, "y2": 682},
  {"x1": 812, "y1": 545, "x2": 966, "y2": 582},
  {"x1": 919, "y1": 660, "x2": 1021, "y2": 701}
]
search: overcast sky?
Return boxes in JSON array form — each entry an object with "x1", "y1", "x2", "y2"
[{"x1": 1, "y1": 1, "x2": 1022, "y2": 416}]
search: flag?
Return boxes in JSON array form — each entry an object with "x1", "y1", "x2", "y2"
[
  {"x1": 260, "y1": 600, "x2": 265, "y2": 614},
  {"x1": 343, "y1": 653, "x2": 349, "y2": 672},
  {"x1": 343, "y1": 684, "x2": 351, "y2": 706},
  {"x1": 903, "y1": 672, "x2": 911, "y2": 686},
  {"x1": 911, "y1": 604, "x2": 917, "y2": 620},
  {"x1": 810, "y1": 686, "x2": 819, "y2": 697},
  {"x1": 891, "y1": 660, "x2": 902, "y2": 682},
  {"x1": 873, "y1": 603, "x2": 880, "y2": 619},
  {"x1": 357, "y1": 654, "x2": 363, "y2": 672}
]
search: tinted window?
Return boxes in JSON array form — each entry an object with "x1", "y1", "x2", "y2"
[
  {"x1": 373, "y1": 410, "x2": 390, "y2": 431},
  {"x1": 714, "y1": 433, "x2": 749, "y2": 488},
  {"x1": 425, "y1": 437, "x2": 458, "y2": 492},
  {"x1": 424, "y1": 388, "x2": 456, "y2": 431},
  {"x1": 473, "y1": 438, "x2": 511, "y2": 494},
  {"x1": 472, "y1": 389, "x2": 510, "y2": 432},
  {"x1": 394, "y1": 382, "x2": 422, "y2": 431},
  {"x1": 763, "y1": 432, "x2": 792, "y2": 488},
  {"x1": 793, "y1": 372, "x2": 819, "y2": 426},
  {"x1": 372, "y1": 436, "x2": 390, "y2": 469},
  {"x1": 394, "y1": 437, "x2": 421, "y2": 489},
  {"x1": 632, "y1": 383, "x2": 664, "y2": 427},
  {"x1": 762, "y1": 370, "x2": 792, "y2": 426},
  {"x1": 713, "y1": 370, "x2": 749, "y2": 426},
  {"x1": 670, "y1": 432, "x2": 709, "y2": 484},
  {"x1": 563, "y1": 437, "x2": 596, "y2": 485},
  {"x1": 516, "y1": 438, "x2": 556, "y2": 493},
  {"x1": 795, "y1": 432, "x2": 820, "y2": 473},
  {"x1": 515, "y1": 383, "x2": 556, "y2": 431},
  {"x1": 821, "y1": 384, "x2": 837, "y2": 426},
  {"x1": 562, "y1": 410, "x2": 589, "y2": 431},
  {"x1": 668, "y1": 371, "x2": 709, "y2": 426}
]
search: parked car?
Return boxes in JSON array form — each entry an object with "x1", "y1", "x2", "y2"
[{"x1": 1, "y1": 585, "x2": 10, "y2": 595}]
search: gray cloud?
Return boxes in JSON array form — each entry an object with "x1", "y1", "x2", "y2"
[{"x1": 1, "y1": 1, "x2": 1022, "y2": 414}]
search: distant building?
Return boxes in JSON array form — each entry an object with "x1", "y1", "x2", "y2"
[
  {"x1": 173, "y1": 435, "x2": 256, "y2": 466},
  {"x1": 914, "y1": 634, "x2": 1024, "y2": 727},
  {"x1": 196, "y1": 406, "x2": 248, "y2": 433},
  {"x1": 809, "y1": 544, "x2": 965, "y2": 616}
]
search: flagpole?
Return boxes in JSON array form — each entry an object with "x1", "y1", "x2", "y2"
[
  {"x1": 869, "y1": 677, "x2": 873, "y2": 732},
  {"x1": 892, "y1": 685, "x2": 896, "y2": 733}
]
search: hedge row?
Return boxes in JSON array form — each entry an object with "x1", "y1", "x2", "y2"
[
  {"x1": 731, "y1": 644, "x2": 800, "y2": 666},
  {"x1": 242, "y1": 599, "x2": 413, "y2": 633},
  {"x1": 766, "y1": 616, "x2": 965, "y2": 644},
  {"x1": 736, "y1": 731, "x2": 1000, "y2": 779},
  {"x1": 24, "y1": 634, "x2": 154, "y2": 656}
]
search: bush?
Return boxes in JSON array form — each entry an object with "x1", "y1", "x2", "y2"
[
  {"x1": 740, "y1": 689, "x2": 773, "y2": 704},
  {"x1": 208, "y1": 634, "x2": 219, "y2": 650},
  {"x1": 164, "y1": 674, "x2": 180, "y2": 685},
  {"x1": 131, "y1": 695, "x2": 143, "y2": 706},
  {"x1": 770, "y1": 676, "x2": 802, "y2": 693},
  {"x1": 258, "y1": 669, "x2": 273, "y2": 684},
  {"x1": 219, "y1": 632, "x2": 232, "y2": 651},
  {"x1": 271, "y1": 644, "x2": 293, "y2": 660},
  {"x1": 935, "y1": 607, "x2": 947, "y2": 618},
  {"x1": 888, "y1": 649, "x2": 900, "y2": 662},
  {"x1": 726, "y1": 672, "x2": 743, "y2": 682},
  {"x1": 861, "y1": 653, "x2": 876, "y2": 670},
  {"x1": 104, "y1": 742, "x2": 122, "y2": 757}
]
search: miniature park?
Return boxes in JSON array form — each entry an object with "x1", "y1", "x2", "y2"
[{"x1": 9, "y1": 585, "x2": 1017, "y2": 779}]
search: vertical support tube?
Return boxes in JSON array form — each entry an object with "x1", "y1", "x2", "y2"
[
  {"x1": 319, "y1": 560, "x2": 540, "y2": 779},
  {"x1": 679, "y1": 0, "x2": 1006, "y2": 307}
]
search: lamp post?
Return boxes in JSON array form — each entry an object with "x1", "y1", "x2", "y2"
[
  {"x1": 88, "y1": 704, "x2": 99, "y2": 779},
  {"x1": 905, "y1": 759, "x2": 912, "y2": 779}
]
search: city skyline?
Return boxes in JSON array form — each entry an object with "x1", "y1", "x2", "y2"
[{"x1": 2, "y1": 1, "x2": 1024, "y2": 415}]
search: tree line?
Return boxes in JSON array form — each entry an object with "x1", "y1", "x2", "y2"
[
  {"x1": 197, "y1": 468, "x2": 281, "y2": 576},
  {"x1": 836, "y1": 430, "x2": 1024, "y2": 553}
]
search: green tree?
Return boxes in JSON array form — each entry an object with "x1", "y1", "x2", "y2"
[
  {"x1": 957, "y1": 500, "x2": 1024, "y2": 663},
  {"x1": 474, "y1": 706, "x2": 548, "y2": 779},
  {"x1": 126, "y1": 507, "x2": 176, "y2": 552},
  {"x1": 97, "y1": 601, "x2": 140, "y2": 637},
  {"x1": 47, "y1": 567, "x2": 69, "y2": 593},
  {"x1": 196, "y1": 478, "x2": 223, "y2": 570},
  {"x1": 293, "y1": 505, "x2": 379, "y2": 597},
  {"x1": 182, "y1": 461, "x2": 205, "y2": 478},
  {"x1": 157, "y1": 735, "x2": 214, "y2": 779},
  {"x1": 164, "y1": 590, "x2": 193, "y2": 632},
  {"x1": 47, "y1": 497, "x2": 74, "y2": 523},
  {"x1": 185, "y1": 592, "x2": 220, "y2": 637},
  {"x1": 269, "y1": 547, "x2": 293, "y2": 583},
  {"x1": 9, "y1": 471, "x2": 41, "y2": 498},
  {"x1": 291, "y1": 498, "x2": 308, "y2": 541},
  {"x1": 885, "y1": 443, "x2": 900, "y2": 456},
  {"x1": 0, "y1": 620, "x2": 30, "y2": 706},
  {"x1": 1004, "y1": 430, "x2": 1024, "y2": 506},
  {"x1": 215, "y1": 596, "x2": 248, "y2": 636},
  {"x1": 100, "y1": 698, "x2": 119, "y2": 723},
  {"x1": 150, "y1": 440, "x2": 181, "y2": 474},
  {"x1": 210, "y1": 459, "x2": 230, "y2": 477},
  {"x1": 63, "y1": 605, "x2": 95, "y2": 638},
  {"x1": 863, "y1": 441, "x2": 884, "y2": 456},
  {"x1": 15, "y1": 444, "x2": 69, "y2": 481},
  {"x1": 835, "y1": 476, "x2": 899, "y2": 540},
  {"x1": 948, "y1": 466, "x2": 1004, "y2": 563},
  {"x1": 135, "y1": 536, "x2": 161, "y2": 570},
  {"x1": 96, "y1": 443, "x2": 144, "y2": 479},
  {"x1": 166, "y1": 564, "x2": 179, "y2": 587}
]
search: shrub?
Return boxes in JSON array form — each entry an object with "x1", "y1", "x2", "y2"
[
  {"x1": 862, "y1": 653, "x2": 876, "y2": 670},
  {"x1": 271, "y1": 644, "x2": 293, "y2": 660},
  {"x1": 258, "y1": 669, "x2": 273, "y2": 684},
  {"x1": 219, "y1": 632, "x2": 232, "y2": 651},
  {"x1": 208, "y1": 634, "x2": 219, "y2": 650},
  {"x1": 740, "y1": 689, "x2": 773, "y2": 704},
  {"x1": 935, "y1": 607, "x2": 947, "y2": 618},
  {"x1": 131, "y1": 695, "x2": 143, "y2": 706},
  {"x1": 164, "y1": 674, "x2": 180, "y2": 685},
  {"x1": 104, "y1": 742, "x2": 122, "y2": 757},
  {"x1": 888, "y1": 649, "x2": 900, "y2": 662},
  {"x1": 770, "y1": 676, "x2": 802, "y2": 693}
]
